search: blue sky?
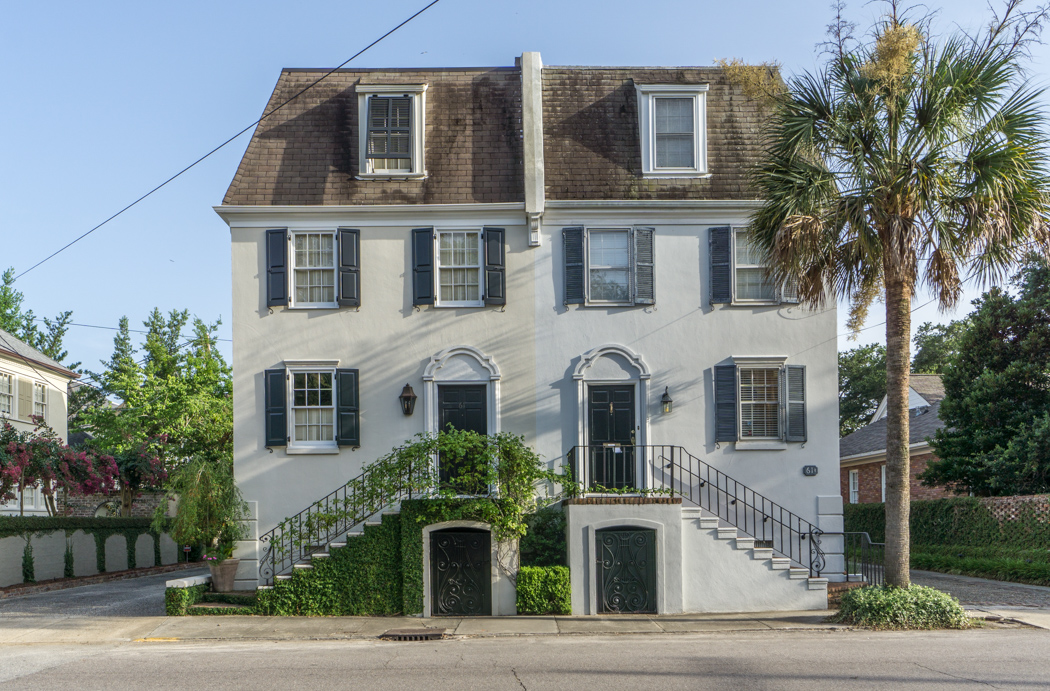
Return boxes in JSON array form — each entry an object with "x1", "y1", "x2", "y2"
[{"x1": 2, "y1": 0, "x2": 1046, "y2": 374}]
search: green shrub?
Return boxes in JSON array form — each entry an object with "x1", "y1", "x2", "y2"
[
  {"x1": 21, "y1": 540, "x2": 34, "y2": 584},
  {"x1": 165, "y1": 583, "x2": 209, "y2": 616},
  {"x1": 911, "y1": 549, "x2": 1050, "y2": 586},
  {"x1": 63, "y1": 538, "x2": 75, "y2": 579},
  {"x1": 516, "y1": 566, "x2": 571, "y2": 615},
  {"x1": 520, "y1": 508, "x2": 566, "y2": 567},
  {"x1": 834, "y1": 585, "x2": 971, "y2": 630}
]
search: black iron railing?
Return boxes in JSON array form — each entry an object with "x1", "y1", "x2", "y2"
[
  {"x1": 843, "y1": 531, "x2": 885, "y2": 586},
  {"x1": 567, "y1": 445, "x2": 826, "y2": 576},
  {"x1": 258, "y1": 456, "x2": 422, "y2": 585}
]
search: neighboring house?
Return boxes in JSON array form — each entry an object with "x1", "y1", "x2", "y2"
[
  {"x1": 0, "y1": 327, "x2": 78, "y2": 516},
  {"x1": 839, "y1": 374, "x2": 953, "y2": 504},
  {"x1": 217, "y1": 53, "x2": 843, "y2": 613}
]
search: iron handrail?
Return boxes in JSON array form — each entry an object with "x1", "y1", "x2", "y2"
[
  {"x1": 841, "y1": 531, "x2": 885, "y2": 586},
  {"x1": 257, "y1": 455, "x2": 419, "y2": 585},
  {"x1": 567, "y1": 444, "x2": 826, "y2": 576}
]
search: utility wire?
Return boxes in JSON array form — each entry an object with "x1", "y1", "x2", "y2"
[
  {"x1": 34, "y1": 317, "x2": 232, "y2": 343},
  {"x1": 12, "y1": 0, "x2": 444, "y2": 283}
]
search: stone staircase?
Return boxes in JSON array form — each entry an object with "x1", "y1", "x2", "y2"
[{"x1": 266, "y1": 516, "x2": 391, "y2": 586}]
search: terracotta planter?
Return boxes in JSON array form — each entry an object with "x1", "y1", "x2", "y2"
[{"x1": 208, "y1": 558, "x2": 240, "y2": 593}]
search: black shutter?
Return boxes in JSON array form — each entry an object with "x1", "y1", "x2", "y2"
[
  {"x1": 266, "y1": 229, "x2": 288, "y2": 307},
  {"x1": 264, "y1": 369, "x2": 287, "y2": 447},
  {"x1": 337, "y1": 228, "x2": 361, "y2": 307},
  {"x1": 714, "y1": 364, "x2": 738, "y2": 443},
  {"x1": 785, "y1": 365, "x2": 806, "y2": 442},
  {"x1": 483, "y1": 227, "x2": 506, "y2": 306},
  {"x1": 563, "y1": 227, "x2": 585, "y2": 305},
  {"x1": 336, "y1": 369, "x2": 360, "y2": 447},
  {"x1": 709, "y1": 226, "x2": 732, "y2": 304},
  {"x1": 412, "y1": 228, "x2": 434, "y2": 305},
  {"x1": 634, "y1": 226, "x2": 655, "y2": 305}
]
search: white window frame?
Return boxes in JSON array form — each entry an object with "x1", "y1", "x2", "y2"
[
  {"x1": 585, "y1": 227, "x2": 634, "y2": 307},
  {"x1": 731, "y1": 356, "x2": 792, "y2": 447},
  {"x1": 0, "y1": 371, "x2": 12, "y2": 418},
  {"x1": 637, "y1": 84, "x2": 708, "y2": 177},
  {"x1": 435, "y1": 229, "x2": 485, "y2": 308},
  {"x1": 849, "y1": 470, "x2": 860, "y2": 504},
  {"x1": 288, "y1": 230, "x2": 338, "y2": 309},
  {"x1": 32, "y1": 382, "x2": 47, "y2": 421},
  {"x1": 732, "y1": 227, "x2": 778, "y2": 304},
  {"x1": 286, "y1": 365, "x2": 338, "y2": 452},
  {"x1": 738, "y1": 366, "x2": 782, "y2": 440},
  {"x1": 357, "y1": 84, "x2": 427, "y2": 179}
]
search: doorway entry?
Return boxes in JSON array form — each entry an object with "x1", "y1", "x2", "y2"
[
  {"x1": 596, "y1": 527, "x2": 657, "y2": 613},
  {"x1": 430, "y1": 528, "x2": 491, "y2": 616},
  {"x1": 588, "y1": 385, "x2": 636, "y2": 489},
  {"x1": 437, "y1": 384, "x2": 487, "y2": 491}
]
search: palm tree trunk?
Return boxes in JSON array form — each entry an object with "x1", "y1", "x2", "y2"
[{"x1": 884, "y1": 276, "x2": 913, "y2": 587}]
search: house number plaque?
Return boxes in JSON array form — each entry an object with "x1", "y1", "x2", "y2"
[{"x1": 802, "y1": 465, "x2": 818, "y2": 477}]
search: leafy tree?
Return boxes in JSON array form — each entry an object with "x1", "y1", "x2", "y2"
[
  {"x1": 0, "y1": 267, "x2": 74, "y2": 366},
  {"x1": 924, "y1": 260, "x2": 1050, "y2": 495},
  {"x1": 839, "y1": 344, "x2": 887, "y2": 436},
  {"x1": 154, "y1": 456, "x2": 248, "y2": 559},
  {"x1": 911, "y1": 320, "x2": 968, "y2": 374},
  {"x1": 746, "y1": 1, "x2": 1050, "y2": 586},
  {"x1": 76, "y1": 310, "x2": 231, "y2": 514}
]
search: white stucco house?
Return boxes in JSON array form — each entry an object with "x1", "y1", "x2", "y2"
[
  {"x1": 217, "y1": 52, "x2": 843, "y2": 613},
  {"x1": 0, "y1": 327, "x2": 78, "y2": 516}
]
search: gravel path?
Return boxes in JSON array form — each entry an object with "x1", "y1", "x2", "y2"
[
  {"x1": 0, "y1": 568, "x2": 208, "y2": 618},
  {"x1": 910, "y1": 569, "x2": 1050, "y2": 608}
]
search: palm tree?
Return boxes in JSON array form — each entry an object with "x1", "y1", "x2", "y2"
[{"x1": 748, "y1": 2, "x2": 1050, "y2": 587}]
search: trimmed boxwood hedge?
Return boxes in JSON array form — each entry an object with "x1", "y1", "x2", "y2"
[
  {"x1": 165, "y1": 583, "x2": 209, "y2": 615},
  {"x1": 516, "y1": 566, "x2": 571, "y2": 615}
]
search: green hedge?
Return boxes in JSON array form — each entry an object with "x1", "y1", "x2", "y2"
[
  {"x1": 516, "y1": 566, "x2": 571, "y2": 615},
  {"x1": 255, "y1": 513, "x2": 403, "y2": 616},
  {"x1": 520, "y1": 508, "x2": 566, "y2": 567},
  {"x1": 844, "y1": 497, "x2": 1050, "y2": 549},
  {"x1": 165, "y1": 583, "x2": 209, "y2": 615}
]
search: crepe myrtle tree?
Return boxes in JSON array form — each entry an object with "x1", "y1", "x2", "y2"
[{"x1": 745, "y1": 1, "x2": 1050, "y2": 586}]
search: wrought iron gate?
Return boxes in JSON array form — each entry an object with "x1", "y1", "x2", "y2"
[
  {"x1": 430, "y1": 529, "x2": 491, "y2": 616},
  {"x1": 596, "y1": 528, "x2": 656, "y2": 613}
]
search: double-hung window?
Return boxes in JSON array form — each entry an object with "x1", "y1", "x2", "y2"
[
  {"x1": 290, "y1": 370, "x2": 335, "y2": 448},
  {"x1": 357, "y1": 85, "x2": 426, "y2": 178},
  {"x1": 264, "y1": 364, "x2": 359, "y2": 451},
  {"x1": 562, "y1": 226, "x2": 655, "y2": 306},
  {"x1": 710, "y1": 227, "x2": 800, "y2": 305},
  {"x1": 713, "y1": 358, "x2": 807, "y2": 444},
  {"x1": 637, "y1": 84, "x2": 708, "y2": 177},
  {"x1": 292, "y1": 232, "x2": 336, "y2": 307},
  {"x1": 0, "y1": 372, "x2": 11, "y2": 417},
  {"x1": 849, "y1": 470, "x2": 860, "y2": 504},
  {"x1": 734, "y1": 229, "x2": 777, "y2": 302},
  {"x1": 437, "y1": 230, "x2": 483, "y2": 306},
  {"x1": 32, "y1": 383, "x2": 46, "y2": 421}
]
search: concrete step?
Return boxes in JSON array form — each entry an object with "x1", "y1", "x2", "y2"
[
  {"x1": 275, "y1": 575, "x2": 291, "y2": 581},
  {"x1": 752, "y1": 548, "x2": 774, "y2": 560},
  {"x1": 258, "y1": 585, "x2": 273, "y2": 590},
  {"x1": 734, "y1": 537, "x2": 755, "y2": 550},
  {"x1": 309, "y1": 552, "x2": 330, "y2": 560},
  {"x1": 808, "y1": 577, "x2": 829, "y2": 591},
  {"x1": 716, "y1": 527, "x2": 738, "y2": 540},
  {"x1": 699, "y1": 517, "x2": 720, "y2": 530},
  {"x1": 329, "y1": 542, "x2": 347, "y2": 550},
  {"x1": 189, "y1": 602, "x2": 249, "y2": 612},
  {"x1": 293, "y1": 563, "x2": 313, "y2": 571},
  {"x1": 770, "y1": 558, "x2": 791, "y2": 571},
  {"x1": 788, "y1": 567, "x2": 809, "y2": 580},
  {"x1": 364, "y1": 522, "x2": 382, "y2": 528}
]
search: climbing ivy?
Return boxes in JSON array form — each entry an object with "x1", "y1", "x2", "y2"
[{"x1": 21, "y1": 539, "x2": 34, "y2": 583}]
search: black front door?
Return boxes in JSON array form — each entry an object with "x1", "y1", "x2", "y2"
[
  {"x1": 596, "y1": 528, "x2": 657, "y2": 613},
  {"x1": 588, "y1": 385, "x2": 636, "y2": 489},
  {"x1": 430, "y1": 528, "x2": 491, "y2": 616},
  {"x1": 438, "y1": 385, "x2": 487, "y2": 490}
]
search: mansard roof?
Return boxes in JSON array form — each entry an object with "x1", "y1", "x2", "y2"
[{"x1": 223, "y1": 60, "x2": 766, "y2": 207}]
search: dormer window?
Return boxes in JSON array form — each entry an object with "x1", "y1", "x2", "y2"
[
  {"x1": 357, "y1": 85, "x2": 426, "y2": 178},
  {"x1": 637, "y1": 84, "x2": 708, "y2": 177}
]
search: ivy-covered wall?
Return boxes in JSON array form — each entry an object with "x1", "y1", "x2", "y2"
[{"x1": 0, "y1": 516, "x2": 179, "y2": 586}]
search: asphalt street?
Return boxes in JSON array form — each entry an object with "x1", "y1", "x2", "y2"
[{"x1": 3, "y1": 629, "x2": 1050, "y2": 690}]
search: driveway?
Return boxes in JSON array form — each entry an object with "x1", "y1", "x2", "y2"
[{"x1": 910, "y1": 569, "x2": 1050, "y2": 608}]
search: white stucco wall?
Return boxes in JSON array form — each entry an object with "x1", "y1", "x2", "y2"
[{"x1": 222, "y1": 201, "x2": 841, "y2": 594}]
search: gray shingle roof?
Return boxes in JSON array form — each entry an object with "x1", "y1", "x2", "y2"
[
  {"x1": 909, "y1": 374, "x2": 946, "y2": 405},
  {"x1": 0, "y1": 327, "x2": 75, "y2": 377},
  {"x1": 840, "y1": 401, "x2": 945, "y2": 459}
]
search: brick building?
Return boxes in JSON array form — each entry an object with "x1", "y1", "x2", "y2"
[{"x1": 839, "y1": 374, "x2": 954, "y2": 504}]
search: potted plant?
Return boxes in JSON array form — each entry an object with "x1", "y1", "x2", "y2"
[{"x1": 153, "y1": 456, "x2": 249, "y2": 593}]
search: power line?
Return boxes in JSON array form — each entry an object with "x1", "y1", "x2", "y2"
[
  {"x1": 12, "y1": 0, "x2": 444, "y2": 283},
  {"x1": 35, "y1": 317, "x2": 232, "y2": 342}
]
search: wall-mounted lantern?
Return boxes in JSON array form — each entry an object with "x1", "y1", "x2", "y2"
[
  {"x1": 661, "y1": 386, "x2": 674, "y2": 414},
  {"x1": 399, "y1": 384, "x2": 417, "y2": 416}
]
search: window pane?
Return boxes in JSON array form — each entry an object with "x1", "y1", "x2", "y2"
[
  {"x1": 437, "y1": 232, "x2": 482, "y2": 302},
  {"x1": 655, "y1": 134, "x2": 694, "y2": 168},
  {"x1": 589, "y1": 269, "x2": 630, "y2": 301},
  {"x1": 292, "y1": 370, "x2": 335, "y2": 443},
  {"x1": 740, "y1": 368, "x2": 780, "y2": 438},
  {"x1": 589, "y1": 230, "x2": 629, "y2": 268},
  {"x1": 655, "y1": 98, "x2": 693, "y2": 134},
  {"x1": 736, "y1": 268, "x2": 775, "y2": 301}
]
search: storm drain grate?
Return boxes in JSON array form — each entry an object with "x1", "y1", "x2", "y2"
[{"x1": 380, "y1": 628, "x2": 446, "y2": 642}]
